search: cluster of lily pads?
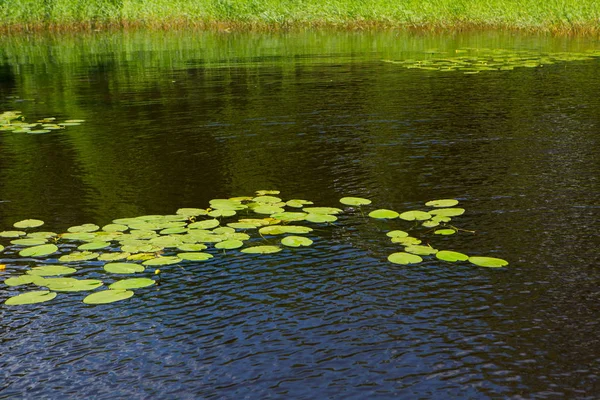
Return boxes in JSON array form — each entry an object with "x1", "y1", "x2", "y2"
[
  {"x1": 0, "y1": 191, "x2": 508, "y2": 306},
  {"x1": 0, "y1": 110, "x2": 84, "y2": 134},
  {"x1": 382, "y1": 48, "x2": 600, "y2": 74}
]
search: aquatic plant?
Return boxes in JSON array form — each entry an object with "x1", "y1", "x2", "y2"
[
  {"x1": 1, "y1": 190, "x2": 508, "y2": 306},
  {"x1": 0, "y1": 111, "x2": 84, "y2": 134}
]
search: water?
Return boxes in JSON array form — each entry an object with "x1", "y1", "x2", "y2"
[{"x1": 0, "y1": 30, "x2": 599, "y2": 399}]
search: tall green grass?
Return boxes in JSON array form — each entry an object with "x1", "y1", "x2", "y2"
[{"x1": 1, "y1": 0, "x2": 599, "y2": 34}]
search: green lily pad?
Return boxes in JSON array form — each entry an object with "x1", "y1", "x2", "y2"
[
  {"x1": 177, "y1": 252, "x2": 214, "y2": 261},
  {"x1": 121, "y1": 243, "x2": 158, "y2": 253},
  {"x1": 213, "y1": 227, "x2": 236, "y2": 235},
  {"x1": 270, "y1": 212, "x2": 307, "y2": 222},
  {"x1": 259, "y1": 225, "x2": 313, "y2": 236},
  {"x1": 302, "y1": 207, "x2": 343, "y2": 215},
  {"x1": 368, "y1": 209, "x2": 399, "y2": 219},
  {"x1": 149, "y1": 236, "x2": 183, "y2": 248},
  {"x1": 429, "y1": 208, "x2": 465, "y2": 217},
  {"x1": 404, "y1": 245, "x2": 439, "y2": 255},
  {"x1": 67, "y1": 223, "x2": 100, "y2": 233},
  {"x1": 468, "y1": 256, "x2": 509, "y2": 267},
  {"x1": 434, "y1": 229, "x2": 456, "y2": 235},
  {"x1": 188, "y1": 219, "x2": 220, "y2": 230},
  {"x1": 432, "y1": 215, "x2": 452, "y2": 223},
  {"x1": 256, "y1": 190, "x2": 280, "y2": 196},
  {"x1": 60, "y1": 232, "x2": 97, "y2": 241},
  {"x1": 253, "y1": 195, "x2": 282, "y2": 204},
  {"x1": 388, "y1": 252, "x2": 423, "y2": 265},
  {"x1": 13, "y1": 219, "x2": 44, "y2": 229},
  {"x1": 19, "y1": 244, "x2": 59, "y2": 257},
  {"x1": 208, "y1": 209, "x2": 237, "y2": 218},
  {"x1": 0, "y1": 230, "x2": 27, "y2": 238},
  {"x1": 240, "y1": 245, "x2": 282, "y2": 254},
  {"x1": 305, "y1": 213, "x2": 337, "y2": 223},
  {"x1": 44, "y1": 278, "x2": 103, "y2": 292},
  {"x1": 253, "y1": 205, "x2": 285, "y2": 214},
  {"x1": 98, "y1": 252, "x2": 131, "y2": 261},
  {"x1": 281, "y1": 236, "x2": 313, "y2": 247},
  {"x1": 436, "y1": 250, "x2": 469, "y2": 262},
  {"x1": 391, "y1": 236, "x2": 422, "y2": 245},
  {"x1": 11, "y1": 238, "x2": 47, "y2": 246},
  {"x1": 4, "y1": 275, "x2": 37, "y2": 286},
  {"x1": 104, "y1": 262, "x2": 145, "y2": 274},
  {"x1": 421, "y1": 220, "x2": 440, "y2": 228},
  {"x1": 227, "y1": 222, "x2": 261, "y2": 230},
  {"x1": 339, "y1": 197, "x2": 372, "y2": 206},
  {"x1": 425, "y1": 199, "x2": 459, "y2": 207},
  {"x1": 83, "y1": 289, "x2": 134, "y2": 304},
  {"x1": 215, "y1": 240, "x2": 244, "y2": 250},
  {"x1": 177, "y1": 243, "x2": 207, "y2": 252},
  {"x1": 286, "y1": 199, "x2": 313, "y2": 208},
  {"x1": 399, "y1": 211, "x2": 432, "y2": 221},
  {"x1": 386, "y1": 230, "x2": 409, "y2": 238},
  {"x1": 5, "y1": 290, "x2": 57, "y2": 305},
  {"x1": 27, "y1": 265, "x2": 77, "y2": 276},
  {"x1": 176, "y1": 208, "x2": 208, "y2": 216},
  {"x1": 127, "y1": 253, "x2": 156, "y2": 261},
  {"x1": 59, "y1": 251, "x2": 99, "y2": 262},
  {"x1": 109, "y1": 278, "x2": 155, "y2": 290},
  {"x1": 78, "y1": 241, "x2": 111, "y2": 251},
  {"x1": 102, "y1": 223, "x2": 129, "y2": 232},
  {"x1": 26, "y1": 231, "x2": 58, "y2": 239},
  {"x1": 142, "y1": 256, "x2": 182, "y2": 266}
]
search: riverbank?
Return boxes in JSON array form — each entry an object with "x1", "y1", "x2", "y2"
[{"x1": 1, "y1": 0, "x2": 599, "y2": 35}]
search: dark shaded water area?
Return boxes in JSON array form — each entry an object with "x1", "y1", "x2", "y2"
[{"x1": 0, "y1": 30, "x2": 599, "y2": 398}]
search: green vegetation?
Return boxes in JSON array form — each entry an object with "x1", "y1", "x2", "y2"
[
  {"x1": 2, "y1": 190, "x2": 509, "y2": 307},
  {"x1": 1, "y1": 0, "x2": 599, "y2": 34}
]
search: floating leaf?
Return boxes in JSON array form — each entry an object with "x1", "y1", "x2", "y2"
[
  {"x1": 240, "y1": 245, "x2": 282, "y2": 254},
  {"x1": 256, "y1": 190, "x2": 280, "y2": 196},
  {"x1": 44, "y1": 278, "x2": 103, "y2": 292},
  {"x1": 208, "y1": 209, "x2": 237, "y2": 218},
  {"x1": 11, "y1": 238, "x2": 47, "y2": 246},
  {"x1": 286, "y1": 199, "x2": 313, "y2": 208},
  {"x1": 102, "y1": 223, "x2": 129, "y2": 232},
  {"x1": 61, "y1": 232, "x2": 97, "y2": 241},
  {"x1": 434, "y1": 229, "x2": 456, "y2": 235},
  {"x1": 404, "y1": 245, "x2": 438, "y2": 255},
  {"x1": 468, "y1": 256, "x2": 509, "y2": 268},
  {"x1": 188, "y1": 219, "x2": 220, "y2": 230},
  {"x1": 59, "y1": 251, "x2": 99, "y2": 262},
  {"x1": 429, "y1": 208, "x2": 465, "y2": 217},
  {"x1": 305, "y1": 213, "x2": 337, "y2": 223},
  {"x1": 270, "y1": 212, "x2": 307, "y2": 222},
  {"x1": 399, "y1": 211, "x2": 432, "y2": 221},
  {"x1": 259, "y1": 225, "x2": 313, "y2": 235},
  {"x1": 339, "y1": 197, "x2": 372, "y2": 206},
  {"x1": 26, "y1": 231, "x2": 57, "y2": 239},
  {"x1": 422, "y1": 220, "x2": 440, "y2": 228},
  {"x1": 368, "y1": 209, "x2": 399, "y2": 219},
  {"x1": 436, "y1": 250, "x2": 469, "y2": 262},
  {"x1": 215, "y1": 240, "x2": 244, "y2": 250},
  {"x1": 388, "y1": 252, "x2": 423, "y2": 265},
  {"x1": 391, "y1": 236, "x2": 422, "y2": 245},
  {"x1": 281, "y1": 236, "x2": 313, "y2": 247},
  {"x1": 0, "y1": 230, "x2": 26, "y2": 238},
  {"x1": 253, "y1": 195, "x2": 282, "y2": 204},
  {"x1": 5, "y1": 290, "x2": 57, "y2": 305},
  {"x1": 386, "y1": 230, "x2": 409, "y2": 238},
  {"x1": 78, "y1": 241, "x2": 111, "y2": 251},
  {"x1": 67, "y1": 223, "x2": 100, "y2": 233},
  {"x1": 142, "y1": 256, "x2": 182, "y2": 266},
  {"x1": 425, "y1": 199, "x2": 459, "y2": 207},
  {"x1": 177, "y1": 243, "x2": 207, "y2": 252},
  {"x1": 83, "y1": 289, "x2": 134, "y2": 304},
  {"x1": 104, "y1": 262, "x2": 145, "y2": 274},
  {"x1": 109, "y1": 278, "x2": 155, "y2": 290},
  {"x1": 13, "y1": 219, "x2": 44, "y2": 229},
  {"x1": 432, "y1": 215, "x2": 452, "y2": 223},
  {"x1": 213, "y1": 227, "x2": 236, "y2": 235},
  {"x1": 127, "y1": 253, "x2": 156, "y2": 261},
  {"x1": 227, "y1": 222, "x2": 260, "y2": 230},
  {"x1": 302, "y1": 207, "x2": 343, "y2": 215},
  {"x1": 98, "y1": 252, "x2": 131, "y2": 261},
  {"x1": 19, "y1": 244, "x2": 59, "y2": 257},
  {"x1": 4, "y1": 275, "x2": 37, "y2": 286},
  {"x1": 177, "y1": 252, "x2": 214, "y2": 261},
  {"x1": 27, "y1": 265, "x2": 77, "y2": 276},
  {"x1": 176, "y1": 208, "x2": 208, "y2": 216},
  {"x1": 253, "y1": 205, "x2": 285, "y2": 214}
]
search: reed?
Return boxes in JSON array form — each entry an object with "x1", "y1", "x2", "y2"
[{"x1": 1, "y1": 0, "x2": 599, "y2": 35}]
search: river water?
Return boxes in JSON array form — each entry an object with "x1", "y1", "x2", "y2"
[{"x1": 0, "y1": 30, "x2": 598, "y2": 399}]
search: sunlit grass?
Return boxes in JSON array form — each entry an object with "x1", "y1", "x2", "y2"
[{"x1": 1, "y1": 0, "x2": 599, "y2": 34}]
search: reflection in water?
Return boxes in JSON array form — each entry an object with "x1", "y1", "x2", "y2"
[{"x1": 0, "y1": 30, "x2": 599, "y2": 398}]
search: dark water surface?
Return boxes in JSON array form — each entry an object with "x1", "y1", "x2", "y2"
[{"x1": 0, "y1": 31, "x2": 599, "y2": 399}]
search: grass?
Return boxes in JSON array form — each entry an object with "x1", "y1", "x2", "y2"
[{"x1": 0, "y1": 0, "x2": 599, "y2": 34}]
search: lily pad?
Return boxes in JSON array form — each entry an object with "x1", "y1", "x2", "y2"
[
  {"x1": 13, "y1": 219, "x2": 44, "y2": 229},
  {"x1": 177, "y1": 252, "x2": 214, "y2": 261},
  {"x1": 429, "y1": 208, "x2": 465, "y2": 217},
  {"x1": 78, "y1": 241, "x2": 111, "y2": 251},
  {"x1": 0, "y1": 230, "x2": 27, "y2": 238},
  {"x1": 109, "y1": 278, "x2": 155, "y2": 290},
  {"x1": 386, "y1": 230, "x2": 409, "y2": 238},
  {"x1": 270, "y1": 212, "x2": 307, "y2": 222},
  {"x1": 436, "y1": 250, "x2": 469, "y2": 262},
  {"x1": 425, "y1": 199, "x2": 459, "y2": 207},
  {"x1": 253, "y1": 195, "x2": 282, "y2": 204},
  {"x1": 302, "y1": 207, "x2": 343, "y2": 215},
  {"x1": 104, "y1": 262, "x2": 145, "y2": 274},
  {"x1": 27, "y1": 265, "x2": 77, "y2": 276},
  {"x1": 256, "y1": 190, "x2": 280, "y2": 196},
  {"x1": 19, "y1": 244, "x2": 59, "y2": 257},
  {"x1": 4, "y1": 275, "x2": 37, "y2": 286},
  {"x1": 281, "y1": 236, "x2": 313, "y2": 247},
  {"x1": 215, "y1": 240, "x2": 244, "y2": 250},
  {"x1": 422, "y1": 220, "x2": 440, "y2": 228},
  {"x1": 305, "y1": 213, "x2": 337, "y2": 223},
  {"x1": 67, "y1": 223, "x2": 100, "y2": 233},
  {"x1": 188, "y1": 219, "x2": 220, "y2": 230},
  {"x1": 391, "y1": 236, "x2": 422, "y2": 245},
  {"x1": 339, "y1": 197, "x2": 372, "y2": 206},
  {"x1": 399, "y1": 211, "x2": 432, "y2": 221},
  {"x1": 44, "y1": 278, "x2": 103, "y2": 292},
  {"x1": 11, "y1": 238, "x2": 47, "y2": 246},
  {"x1": 259, "y1": 225, "x2": 313, "y2": 235},
  {"x1": 368, "y1": 209, "x2": 399, "y2": 219},
  {"x1": 83, "y1": 289, "x2": 134, "y2": 304},
  {"x1": 253, "y1": 205, "x2": 285, "y2": 214},
  {"x1": 388, "y1": 252, "x2": 423, "y2": 265},
  {"x1": 159, "y1": 227, "x2": 187, "y2": 235},
  {"x1": 59, "y1": 251, "x2": 99, "y2": 262},
  {"x1": 227, "y1": 222, "x2": 261, "y2": 230},
  {"x1": 142, "y1": 256, "x2": 182, "y2": 266},
  {"x1": 240, "y1": 245, "x2": 282, "y2": 254},
  {"x1": 102, "y1": 223, "x2": 129, "y2": 232},
  {"x1": 286, "y1": 199, "x2": 313, "y2": 208},
  {"x1": 98, "y1": 252, "x2": 131, "y2": 261},
  {"x1": 208, "y1": 209, "x2": 237, "y2": 218},
  {"x1": 434, "y1": 229, "x2": 456, "y2": 235},
  {"x1": 5, "y1": 290, "x2": 57, "y2": 305},
  {"x1": 176, "y1": 208, "x2": 208, "y2": 216},
  {"x1": 468, "y1": 256, "x2": 509, "y2": 268},
  {"x1": 177, "y1": 243, "x2": 207, "y2": 252},
  {"x1": 404, "y1": 245, "x2": 438, "y2": 255}
]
